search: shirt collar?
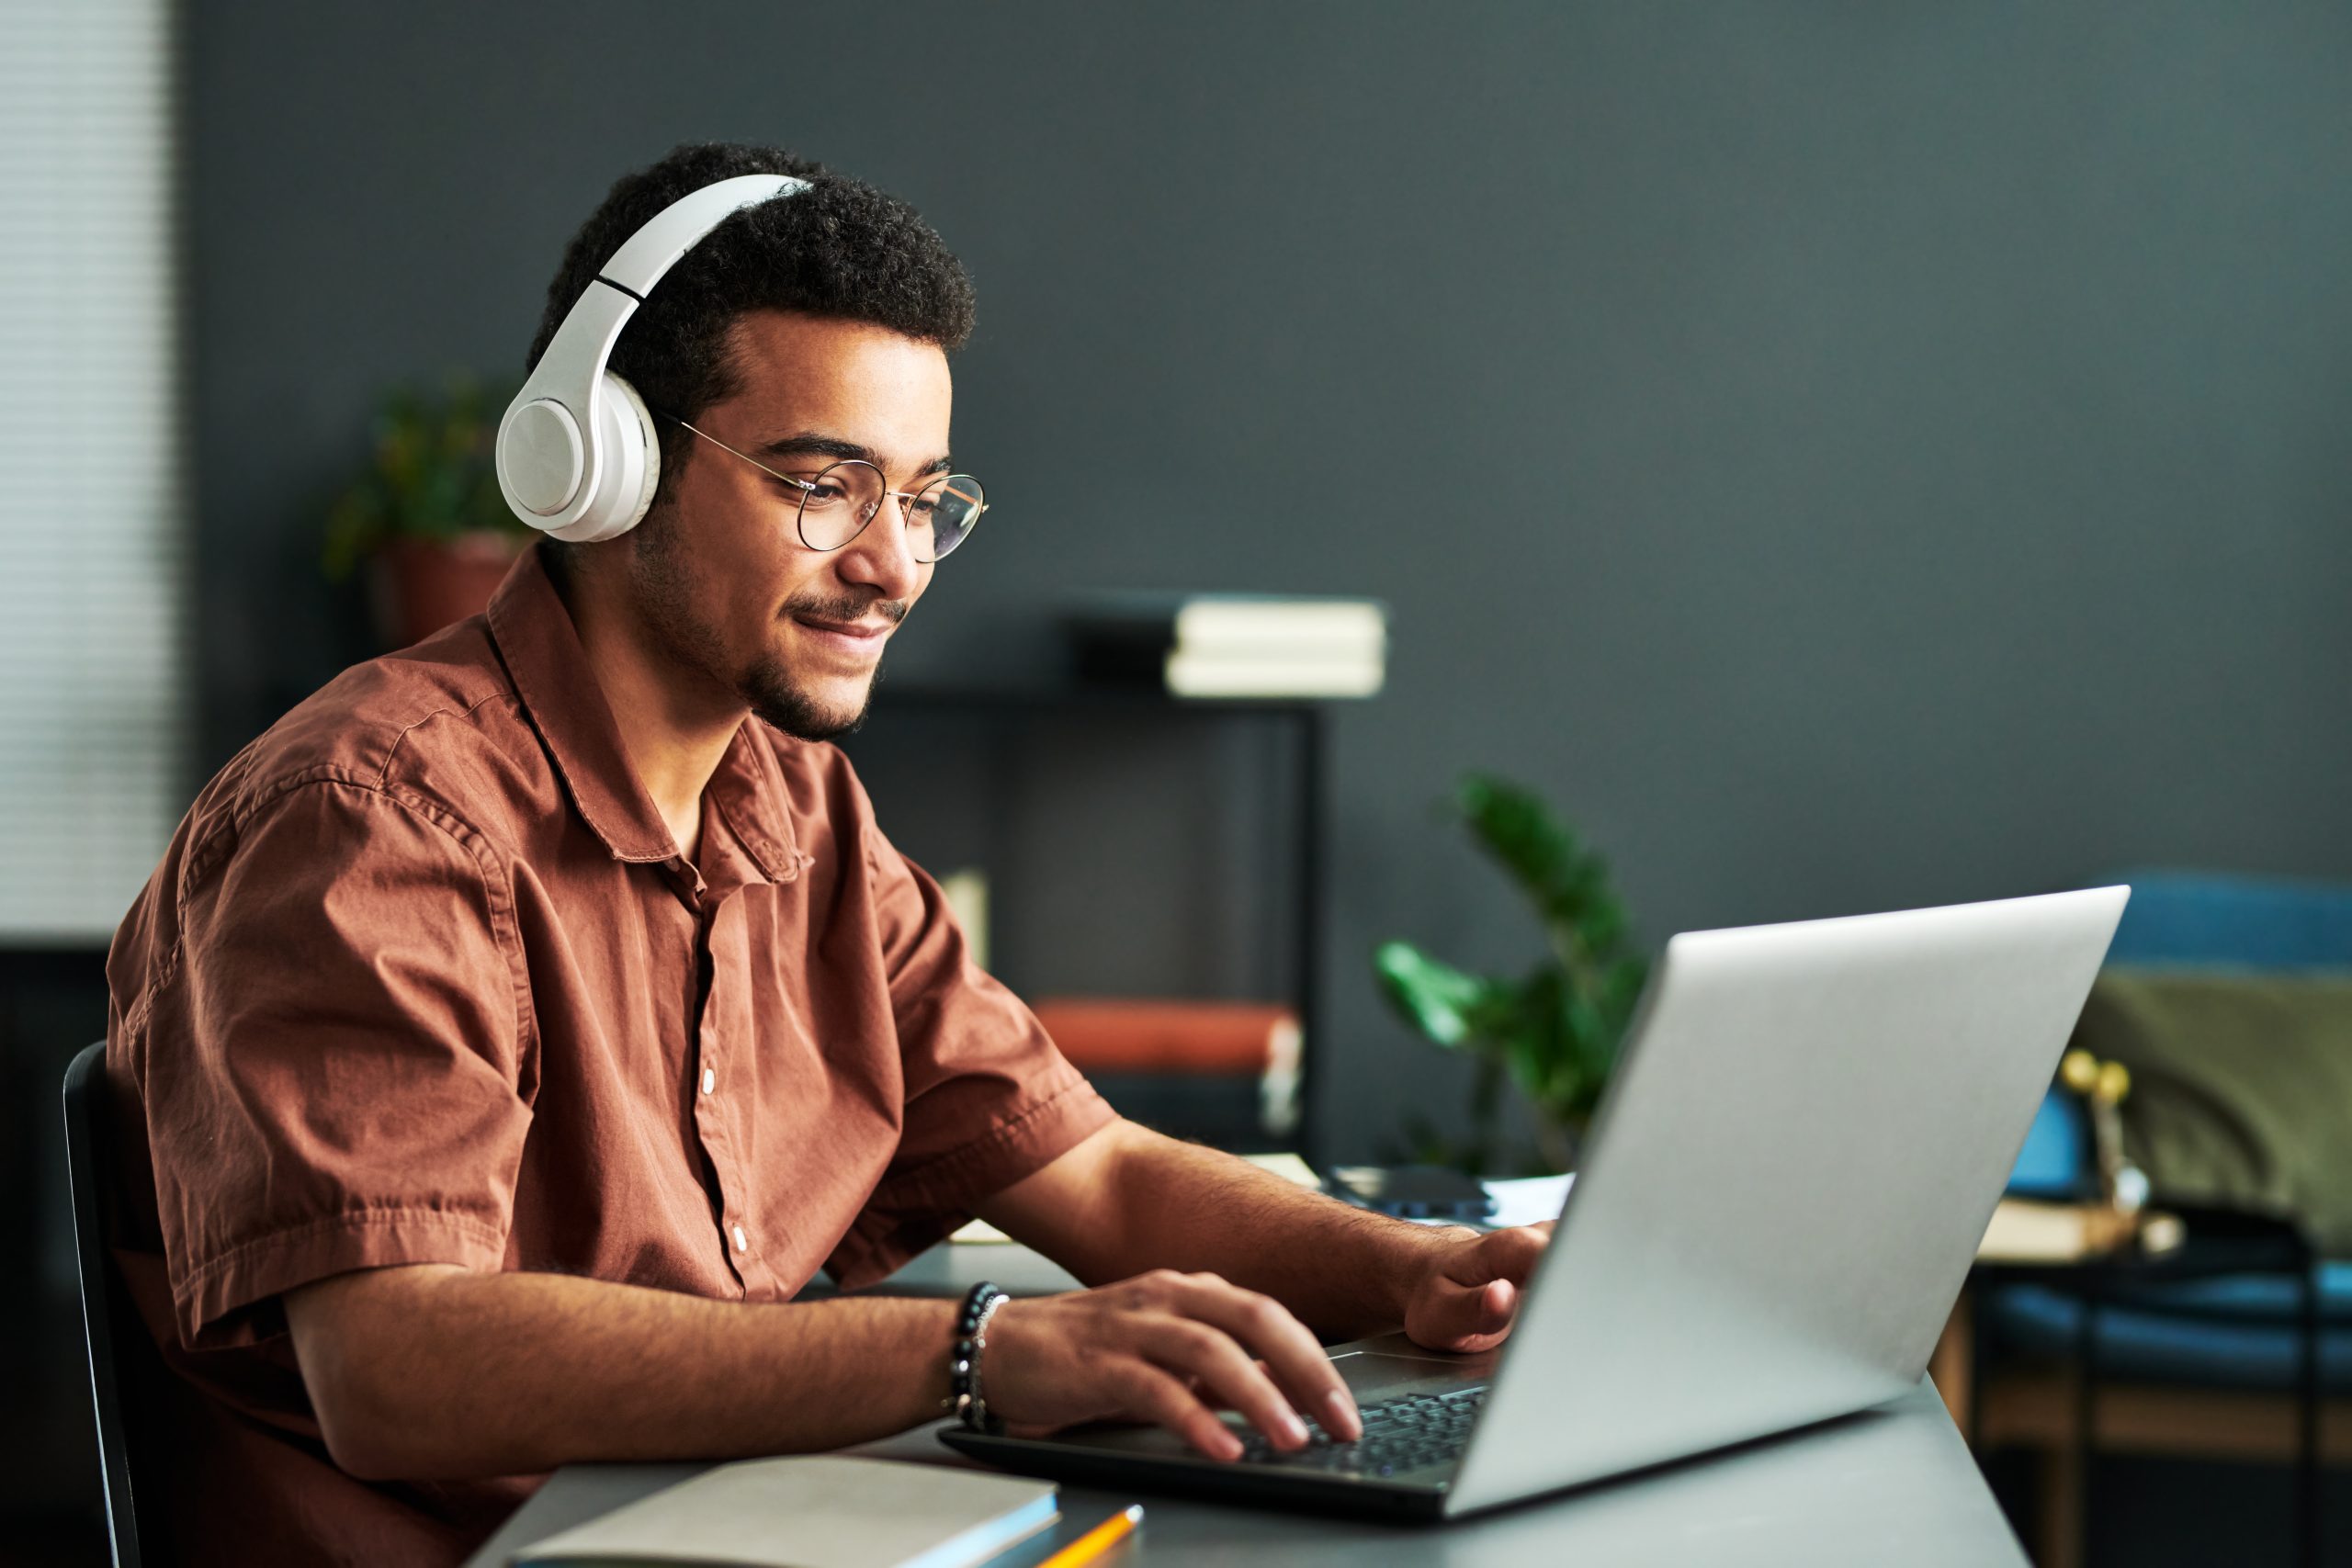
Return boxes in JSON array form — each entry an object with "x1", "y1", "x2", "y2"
[
  {"x1": 486, "y1": 543, "x2": 800, "y2": 882},
  {"x1": 704, "y1": 722, "x2": 806, "y2": 885}
]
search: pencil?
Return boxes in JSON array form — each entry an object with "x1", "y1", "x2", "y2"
[{"x1": 1036, "y1": 1503, "x2": 1144, "y2": 1568}]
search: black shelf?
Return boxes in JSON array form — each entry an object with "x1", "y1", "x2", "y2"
[{"x1": 849, "y1": 684, "x2": 1333, "y2": 1159}]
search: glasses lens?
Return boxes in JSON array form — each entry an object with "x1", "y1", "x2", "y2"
[
  {"x1": 795, "y1": 460, "x2": 887, "y2": 551},
  {"x1": 908, "y1": 475, "x2": 985, "y2": 561}
]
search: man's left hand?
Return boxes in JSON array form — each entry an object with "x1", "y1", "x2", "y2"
[{"x1": 1400, "y1": 1223, "x2": 1555, "y2": 1353}]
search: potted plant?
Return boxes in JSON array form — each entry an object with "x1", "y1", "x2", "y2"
[
  {"x1": 324, "y1": 373, "x2": 530, "y2": 649},
  {"x1": 1374, "y1": 773, "x2": 1648, "y2": 1174}
]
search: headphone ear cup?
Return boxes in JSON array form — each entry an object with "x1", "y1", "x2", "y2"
[
  {"x1": 603, "y1": 373, "x2": 662, "y2": 534},
  {"x1": 594, "y1": 373, "x2": 662, "y2": 540},
  {"x1": 550, "y1": 372, "x2": 661, "y2": 543}
]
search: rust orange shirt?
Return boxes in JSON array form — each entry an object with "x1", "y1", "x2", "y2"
[{"x1": 102, "y1": 545, "x2": 1113, "y2": 1564}]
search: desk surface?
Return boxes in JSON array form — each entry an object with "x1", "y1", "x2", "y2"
[
  {"x1": 467, "y1": 1367, "x2": 2022, "y2": 1567},
  {"x1": 467, "y1": 1242, "x2": 2025, "y2": 1565},
  {"x1": 817, "y1": 1239, "x2": 1088, "y2": 1300}
]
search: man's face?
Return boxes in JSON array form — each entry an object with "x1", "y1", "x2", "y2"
[{"x1": 626, "y1": 310, "x2": 953, "y2": 739}]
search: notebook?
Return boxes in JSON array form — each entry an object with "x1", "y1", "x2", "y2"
[{"x1": 512, "y1": 1455, "x2": 1058, "y2": 1568}]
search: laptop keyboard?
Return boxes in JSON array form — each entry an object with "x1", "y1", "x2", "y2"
[{"x1": 1234, "y1": 1386, "x2": 1488, "y2": 1477}]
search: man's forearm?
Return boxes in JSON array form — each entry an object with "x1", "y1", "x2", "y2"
[
  {"x1": 980, "y1": 1122, "x2": 1466, "y2": 1341},
  {"x1": 287, "y1": 1265, "x2": 956, "y2": 1481}
]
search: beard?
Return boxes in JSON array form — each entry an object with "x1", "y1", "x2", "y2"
[
  {"x1": 740, "y1": 646, "x2": 883, "y2": 740},
  {"x1": 627, "y1": 504, "x2": 899, "y2": 742}
]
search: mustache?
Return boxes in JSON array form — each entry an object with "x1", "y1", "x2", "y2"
[{"x1": 783, "y1": 592, "x2": 907, "y2": 626}]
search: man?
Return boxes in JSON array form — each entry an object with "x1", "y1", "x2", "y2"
[{"x1": 104, "y1": 143, "x2": 1551, "y2": 1565}]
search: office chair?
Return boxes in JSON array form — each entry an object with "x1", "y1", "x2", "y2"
[{"x1": 62, "y1": 1040, "x2": 161, "y2": 1568}]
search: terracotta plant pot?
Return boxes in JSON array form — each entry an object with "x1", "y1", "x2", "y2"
[{"x1": 367, "y1": 531, "x2": 527, "y2": 649}]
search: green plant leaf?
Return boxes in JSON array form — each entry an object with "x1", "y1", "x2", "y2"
[
  {"x1": 1453, "y1": 774, "x2": 1584, "y2": 918},
  {"x1": 1376, "y1": 771, "x2": 1649, "y2": 1171},
  {"x1": 322, "y1": 371, "x2": 528, "y2": 576},
  {"x1": 1373, "y1": 942, "x2": 1494, "y2": 1048}
]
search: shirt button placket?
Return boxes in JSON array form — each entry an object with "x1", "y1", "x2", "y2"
[
  {"x1": 699, "y1": 895, "x2": 754, "y2": 1284},
  {"x1": 700, "y1": 1043, "x2": 733, "y2": 1269}
]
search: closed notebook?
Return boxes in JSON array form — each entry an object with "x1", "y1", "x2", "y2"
[{"x1": 512, "y1": 1455, "x2": 1058, "y2": 1568}]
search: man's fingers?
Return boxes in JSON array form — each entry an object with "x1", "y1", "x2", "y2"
[
  {"x1": 1415, "y1": 1274, "x2": 1523, "y2": 1351},
  {"x1": 1468, "y1": 1224, "x2": 1553, "y2": 1284},
  {"x1": 1168, "y1": 1275, "x2": 1361, "y2": 1442},
  {"x1": 1142, "y1": 1317, "x2": 1310, "y2": 1452},
  {"x1": 1112, "y1": 1360, "x2": 1243, "y2": 1461}
]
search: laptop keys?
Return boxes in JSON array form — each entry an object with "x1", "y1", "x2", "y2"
[{"x1": 1233, "y1": 1386, "x2": 1488, "y2": 1475}]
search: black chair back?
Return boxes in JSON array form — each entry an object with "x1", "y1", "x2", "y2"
[{"x1": 62, "y1": 1040, "x2": 153, "y2": 1568}]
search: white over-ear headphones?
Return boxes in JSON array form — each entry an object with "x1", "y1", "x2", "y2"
[{"x1": 496, "y1": 173, "x2": 809, "y2": 543}]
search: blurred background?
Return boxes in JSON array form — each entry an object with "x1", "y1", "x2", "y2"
[{"x1": 5, "y1": 2, "x2": 2349, "y2": 1563}]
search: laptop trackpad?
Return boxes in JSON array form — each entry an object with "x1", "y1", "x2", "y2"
[{"x1": 1329, "y1": 1345, "x2": 1493, "y2": 1404}]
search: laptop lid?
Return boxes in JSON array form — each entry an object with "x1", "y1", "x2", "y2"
[{"x1": 1444, "y1": 886, "x2": 2127, "y2": 1516}]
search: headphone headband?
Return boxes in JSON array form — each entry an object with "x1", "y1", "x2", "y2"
[{"x1": 497, "y1": 173, "x2": 810, "y2": 542}]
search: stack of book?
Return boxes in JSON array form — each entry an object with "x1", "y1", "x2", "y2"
[{"x1": 1066, "y1": 592, "x2": 1387, "y2": 699}]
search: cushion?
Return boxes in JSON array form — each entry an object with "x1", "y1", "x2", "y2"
[
  {"x1": 2078, "y1": 970, "x2": 2352, "y2": 1257},
  {"x1": 1985, "y1": 1265, "x2": 2352, "y2": 1393}
]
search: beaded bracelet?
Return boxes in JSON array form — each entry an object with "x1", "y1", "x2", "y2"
[{"x1": 944, "y1": 1280, "x2": 1010, "y2": 1433}]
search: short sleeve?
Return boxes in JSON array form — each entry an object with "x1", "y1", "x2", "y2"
[
  {"x1": 824, "y1": 812, "x2": 1115, "y2": 1286},
  {"x1": 130, "y1": 780, "x2": 535, "y2": 1348}
]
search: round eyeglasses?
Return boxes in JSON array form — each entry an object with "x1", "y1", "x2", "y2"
[{"x1": 665, "y1": 414, "x2": 986, "y2": 563}]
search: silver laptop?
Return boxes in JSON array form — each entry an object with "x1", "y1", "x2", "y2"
[{"x1": 944, "y1": 886, "x2": 2129, "y2": 1519}]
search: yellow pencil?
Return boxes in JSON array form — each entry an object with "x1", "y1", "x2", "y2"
[{"x1": 1036, "y1": 1503, "x2": 1144, "y2": 1568}]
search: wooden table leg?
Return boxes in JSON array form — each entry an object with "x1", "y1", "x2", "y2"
[
  {"x1": 2040, "y1": 1439, "x2": 2084, "y2": 1568},
  {"x1": 2072, "y1": 1296, "x2": 2098, "y2": 1568},
  {"x1": 1932, "y1": 1292, "x2": 1974, "y2": 1437}
]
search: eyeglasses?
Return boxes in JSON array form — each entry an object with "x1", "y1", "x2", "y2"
[{"x1": 662, "y1": 413, "x2": 985, "y2": 563}]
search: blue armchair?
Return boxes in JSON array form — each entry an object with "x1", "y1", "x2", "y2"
[{"x1": 1969, "y1": 871, "x2": 2352, "y2": 1566}]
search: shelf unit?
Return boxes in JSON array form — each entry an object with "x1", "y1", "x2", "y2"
[{"x1": 837, "y1": 685, "x2": 1329, "y2": 1159}]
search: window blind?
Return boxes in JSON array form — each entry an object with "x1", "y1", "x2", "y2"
[{"x1": 0, "y1": 0, "x2": 187, "y2": 941}]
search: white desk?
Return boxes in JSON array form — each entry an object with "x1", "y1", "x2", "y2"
[
  {"x1": 466, "y1": 1379, "x2": 2019, "y2": 1566},
  {"x1": 462, "y1": 1242, "x2": 2027, "y2": 1567}
]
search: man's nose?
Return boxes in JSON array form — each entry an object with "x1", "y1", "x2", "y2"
[{"x1": 835, "y1": 494, "x2": 925, "y2": 600}]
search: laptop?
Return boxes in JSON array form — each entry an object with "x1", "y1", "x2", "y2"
[{"x1": 943, "y1": 886, "x2": 2129, "y2": 1520}]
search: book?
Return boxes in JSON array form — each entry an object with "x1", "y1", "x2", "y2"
[
  {"x1": 1066, "y1": 591, "x2": 1387, "y2": 698},
  {"x1": 1973, "y1": 1198, "x2": 2185, "y2": 1264},
  {"x1": 1029, "y1": 998, "x2": 1300, "y2": 1077},
  {"x1": 1068, "y1": 591, "x2": 1387, "y2": 656},
  {"x1": 1163, "y1": 649, "x2": 1383, "y2": 698},
  {"x1": 511, "y1": 1455, "x2": 1057, "y2": 1568},
  {"x1": 1032, "y1": 998, "x2": 1303, "y2": 1145}
]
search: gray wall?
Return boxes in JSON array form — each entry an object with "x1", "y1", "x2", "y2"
[{"x1": 187, "y1": 1, "x2": 2352, "y2": 1162}]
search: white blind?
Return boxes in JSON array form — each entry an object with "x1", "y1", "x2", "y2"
[{"x1": 0, "y1": 0, "x2": 187, "y2": 940}]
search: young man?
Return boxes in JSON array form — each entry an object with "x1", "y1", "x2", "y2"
[{"x1": 104, "y1": 144, "x2": 1552, "y2": 1565}]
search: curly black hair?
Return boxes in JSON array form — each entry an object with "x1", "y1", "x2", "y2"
[{"x1": 526, "y1": 141, "x2": 976, "y2": 514}]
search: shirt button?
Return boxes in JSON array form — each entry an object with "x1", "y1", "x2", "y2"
[
  {"x1": 701, "y1": 1067, "x2": 716, "y2": 1096},
  {"x1": 731, "y1": 1224, "x2": 748, "y2": 1254}
]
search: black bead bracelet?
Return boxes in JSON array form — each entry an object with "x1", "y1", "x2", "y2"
[{"x1": 945, "y1": 1280, "x2": 1009, "y2": 1433}]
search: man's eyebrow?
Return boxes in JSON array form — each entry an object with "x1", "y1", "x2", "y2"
[
  {"x1": 755, "y1": 431, "x2": 955, "y2": 480},
  {"x1": 755, "y1": 432, "x2": 876, "y2": 465}
]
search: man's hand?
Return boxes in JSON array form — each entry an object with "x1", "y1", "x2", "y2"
[
  {"x1": 984, "y1": 1269, "x2": 1365, "y2": 1461},
  {"x1": 1400, "y1": 1223, "x2": 1555, "y2": 1353}
]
